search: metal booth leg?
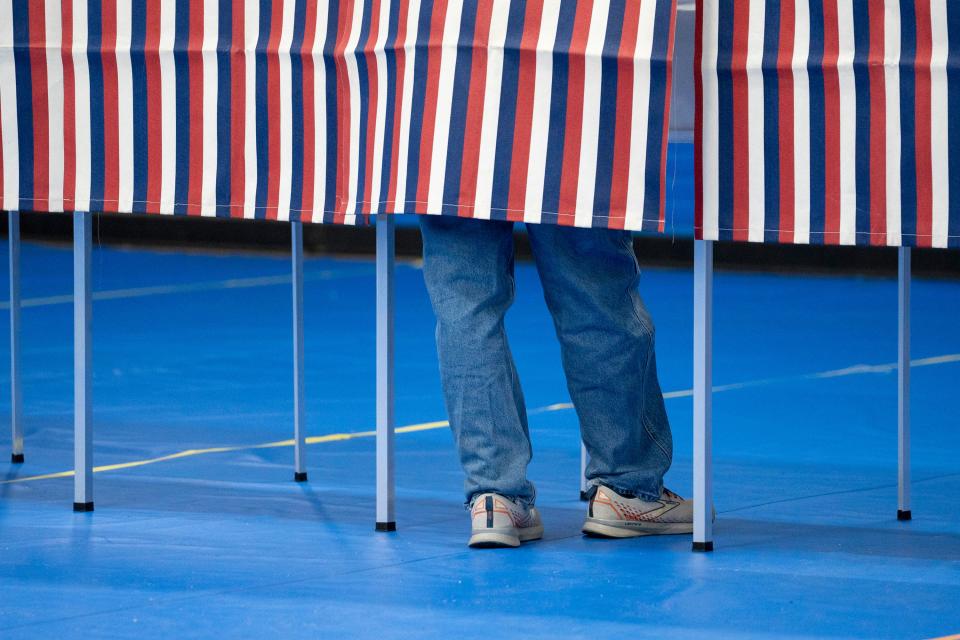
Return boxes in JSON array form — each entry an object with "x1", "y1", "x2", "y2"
[
  {"x1": 9, "y1": 211, "x2": 23, "y2": 464},
  {"x1": 73, "y1": 212, "x2": 93, "y2": 512},
  {"x1": 375, "y1": 215, "x2": 396, "y2": 532},
  {"x1": 579, "y1": 443, "x2": 589, "y2": 501},
  {"x1": 693, "y1": 240, "x2": 714, "y2": 551},
  {"x1": 898, "y1": 246, "x2": 912, "y2": 521},
  {"x1": 292, "y1": 221, "x2": 307, "y2": 483}
]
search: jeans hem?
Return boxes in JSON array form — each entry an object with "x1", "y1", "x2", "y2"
[
  {"x1": 588, "y1": 479, "x2": 662, "y2": 503},
  {"x1": 465, "y1": 491, "x2": 536, "y2": 510}
]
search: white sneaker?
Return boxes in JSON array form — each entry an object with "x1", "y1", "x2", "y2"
[
  {"x1": 582, "y1": 485, "x2": 698, "y2": 538},
  {"x1": 468, "y1": 493, "x2": 544, "y2": 548}
]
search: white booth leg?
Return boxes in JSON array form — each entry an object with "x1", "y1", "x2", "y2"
[
  {"x1": 292, "y1": 221, "x2": 307, "y2": 482},
  {"x1": 375, "y1": 215, "x2": 396, "y2": 532},
  {"x1": 9, "y1": 212, "x2": 23, "y2": 464},
  {"x1": 693, "y1": 240, "x2": 714, "y2": 551},
  {"x1": 579, "y1": 443, "x2": 589, "y2": 501},
  {"x1": 73, "y1": 212, "x2": 93, "y2": 512},
  {"x1": 898, "y1": 246, "x2": 911, "y2": 521}
]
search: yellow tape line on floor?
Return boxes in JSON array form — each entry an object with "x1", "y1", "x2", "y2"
[
  {"x1": 0, "y1": 420, "x2": 451, "y2": 485},
  {"x1": 5, "y1": 352, "x2": 958, "y2": 487}
]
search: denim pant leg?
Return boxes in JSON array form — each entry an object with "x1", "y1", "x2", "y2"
[
  {"x1": 526, "y1": 223, "x2": 672, "y2": 501},
  {"x1": 419, "y1": 215, "x2": 536, "y2": 507}
]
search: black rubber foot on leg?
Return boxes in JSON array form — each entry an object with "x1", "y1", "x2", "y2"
[
  {"x1": 11, "y1": 453, "x2": 24, "y2": 464},
  {"x1": 73, "y1": 502, "x2": 94, "y2": 513},
  {"x1": 579, "y1": 491, "x2": 589, "y2": 502},
  {"x1": 375, "y1": 522, "x2": 397, "y2": 532},
  {"x1": 692, "y1": 541, "x2": 714, "y2": 552},
  {"x1": 294, "y1": 471, "x2": 308, "y2": 482},
  {"x1": 897, "y1": 509, "x2": 912, "y2": 521}
]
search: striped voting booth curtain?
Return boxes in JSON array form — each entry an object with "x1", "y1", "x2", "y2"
[
  {"x1": 695, "y1": 0, "x2": 960, "y2": 248},
  {"x1": 0, "y1": 0, "x2": 676, "y2": 231}
]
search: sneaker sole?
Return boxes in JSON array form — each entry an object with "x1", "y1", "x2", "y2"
[
  {"x1": 582, "y1": 518, "x2": 692, "y2": 538},
  {"x1": 469, "y1": 524, "x2": 544, "y2": 548}
]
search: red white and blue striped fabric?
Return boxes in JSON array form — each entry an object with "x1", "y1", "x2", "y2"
[
  {"x1": 696, "y1": 0, "x2": 960, "y2": 248},
  {"x1": 0, "y1": 0, "x2": 677, "y2": 230}
]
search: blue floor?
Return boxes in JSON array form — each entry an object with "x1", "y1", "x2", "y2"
[{"x1": 1, "y1": 240, "x2": 958, "y2": 639}]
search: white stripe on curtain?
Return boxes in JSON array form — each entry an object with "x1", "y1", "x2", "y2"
[
  {"x1": 243, "y1": 0, "x2": 259, "y2": 219},
  {"x1": 625, "y1": 0, "x2": 659, "y2": 231},
  {"x1": 311, "y1": 0, "x2": 329, "y2": 221},
  {"x1": 116, "y1": 0, "x2": 134, "y2": 213},
  {"x1": 201, "y1": 0, "x2": 220, "y2": 216},
  {"x1": 472, "y1": 0, "x2": 511, "y2": 221},
  {"x1": 344, "y1": 0, "x2": 365, "y2": 223},
  {"x1": 0, "y1": 0, "x2": 19, "y2": 210},
  {"x1": 46, "y1": 0, "x2": 65, "y2": 212},
  {"x1": 574, "y1": 0, "x2": 612, "y2": 229},
  {"x1": 277, "y1": 0, "x2": 295, "y2": 221},
  {"x1": 884, "y1": 0, "x2": 902, "y2": 246},
  {"x1": 426, "y1": 0, "x2": 464, "y2": 216},
  {"x1": 793, "y1": 0, "x2": 812, "y2": 244},
  {"x1": 930, "y1": 0, "x2": 950, "y2": 248},
  {"x1": 836, "y1": 0, "x2": 857, "y2": 244},
  {"x1": 73, "y1": 0, "x2": 92, "y2": 212},
  {"x1": 523, "y1": 1, "x2": 562, "y2": 225},
  {"x1": 699, "y1": 0, "x2": 720, "y2": 240},
  {"x1": 158, "y1": 0, "x2": 177, "y2": 213},
  {"x1": 746, "y1": 0, "x2": 767, "y2": 242}
]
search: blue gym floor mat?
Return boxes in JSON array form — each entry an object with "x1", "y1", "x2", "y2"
[{"x1": 1, "y1": 241, "x2": 958, "y2": 639}]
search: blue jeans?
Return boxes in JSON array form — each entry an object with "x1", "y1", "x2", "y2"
[{"x1": 419, "y1": 215, "x2": 672, "y2": 506}]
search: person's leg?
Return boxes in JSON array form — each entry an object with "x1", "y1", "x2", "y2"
[
  {"x1": 419, "y1": 215, "x2": 536, "y2": 507},
  {"x1": 526, "y1": 224, "x2": 672, "y2": 501}
]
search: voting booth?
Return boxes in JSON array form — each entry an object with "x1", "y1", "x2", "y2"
[
  {"x1": 0, "y1": 0, "x2": 676, "y2": 228},
  {"x1": 4, "y1": 0, "x2": 957, "y2": 552},
  {"x1": 0, "y1": 0, "x2": 678, "y2": 526},
  {"x1": 693, "y1": 0, "x2": 960, "y2": 549}
]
